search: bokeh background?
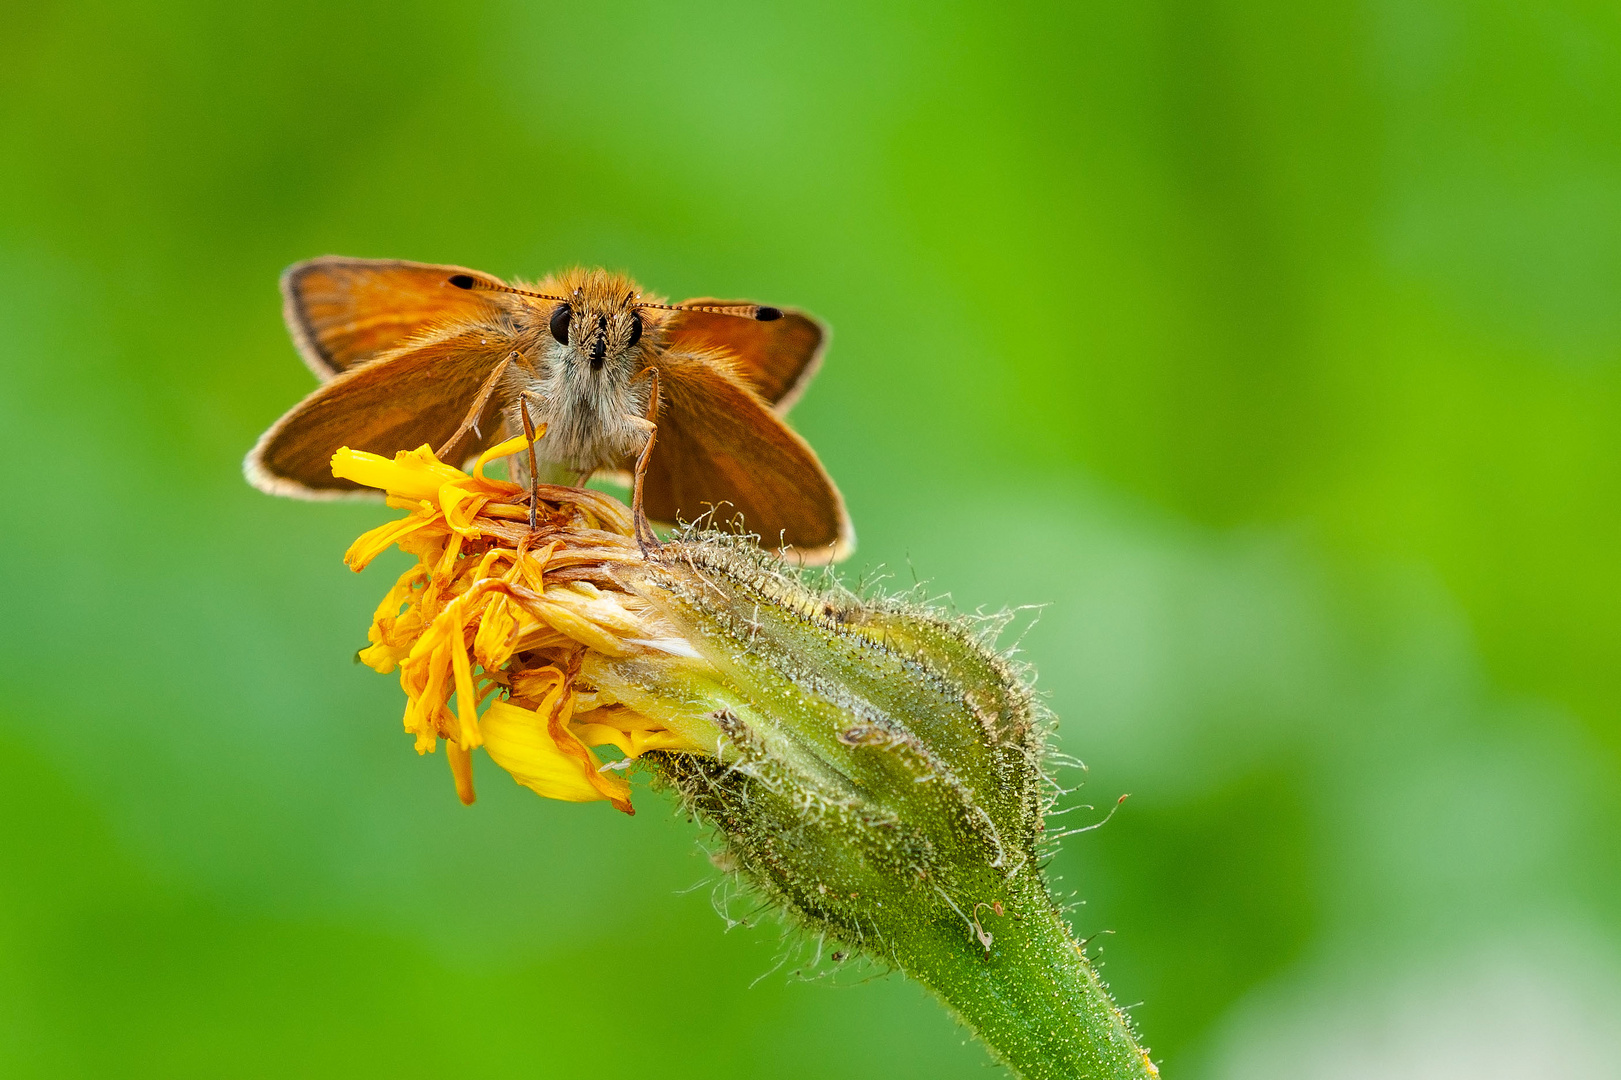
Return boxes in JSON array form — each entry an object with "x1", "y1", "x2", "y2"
[{"x1": 3, "y1": 2, "x2": 1620, "y2": 1077}]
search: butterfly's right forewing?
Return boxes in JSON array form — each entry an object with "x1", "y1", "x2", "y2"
[{"x1": 283, "y1": 257, "x2": 507, "y2": 378}]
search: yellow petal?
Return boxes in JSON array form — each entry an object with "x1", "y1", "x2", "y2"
[
  {"x1": 527, "y1": 599, "x2": 630, "y2": 656},
  {"x1": 481, "y1": 699, "x2": 615, "y2": 804},
  {"x1": 449, "y1": 621, "x2": 482, "y2": 750},
  {"x1": 331, "y1": 445, "x2": 468, "y2": 502},
  {"x1": 359, "y1": 566, "x2": 428, "y2": 673},
  {"x1": 474, "y1": 430, "x2": 544, "y2": 485},
  {"x1": 572, "y1": 722, "x2": 698, "y2": 758},
  {"x1": 510, "y1": 540, "x2": 556, "y2": 594},
  {"x1": 344, "y1": 511, "x2": 443, "y2": 572},
  {"x1": 439, "y1": 482, "x2": 489, "y2": 538},
  {"x1": 472, "y1": 594, "x2": 518, "y2": 671},
  {"x1": 447, "y1": 741, "x2": 477, "y2": 805}
]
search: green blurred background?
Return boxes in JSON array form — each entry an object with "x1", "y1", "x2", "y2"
[{"x1": 3, "y1": 1, "x2": 1620, "y2": 1076}]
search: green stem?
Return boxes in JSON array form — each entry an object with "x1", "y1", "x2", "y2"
[{"x1": 889, "y1": 871, "x2": 1159, "y2": 1080}]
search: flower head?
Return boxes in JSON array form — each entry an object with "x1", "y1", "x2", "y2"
[
  {"x1": 336, "y1": 436, "x2": 715, "y2": 812},
  {"x1": 331, "y1": 438, "x2": 1158, "y2": 1079}
]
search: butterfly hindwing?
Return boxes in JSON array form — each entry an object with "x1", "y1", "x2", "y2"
[
  {"x1": 642, "y1": 348, "x2": 851, "y2": 562},
  {"x1": 246, "y1": 323, "x2": 514, "y2": 497}
]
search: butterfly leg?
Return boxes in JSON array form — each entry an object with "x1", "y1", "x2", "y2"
[
  {"x1": 630, "y1": 367, "x2": 662, "y2": 556},
  {"x1": 518, "y1": 392, "x2": 544, "y2": 531},
  {"x1": 435, "y1": 353, "x2": 513, "y2": 463}
]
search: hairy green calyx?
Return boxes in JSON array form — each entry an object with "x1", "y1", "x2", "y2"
[{"x1": 589, "y1": 539, "x2": 1158, "y2": 1080}]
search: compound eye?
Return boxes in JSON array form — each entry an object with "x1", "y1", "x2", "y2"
[
  {"x1": 626, "y1": 311, "x2": 643, "y2": 348},
  {"x1": 549, "y1": 303, "x2": 572, "y2": 346}
]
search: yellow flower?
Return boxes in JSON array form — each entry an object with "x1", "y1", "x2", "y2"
[
  {"x1": 299, "y1": 434, "x2": 1161, "y2": 1078},
  {"x1": 334, "y1": 436, "x2": 713, "y2": 814}
]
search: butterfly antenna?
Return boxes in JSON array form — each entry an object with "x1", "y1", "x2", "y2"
[
  {"x1": 634, "y1": 299, "x2": 785, "y2": 322},
  {"x1": 451, "y1": 273, "x2": 783, "y2": 322},
  {"x1": 447, "y1": 274, "x2": 569, "y2": 304}
]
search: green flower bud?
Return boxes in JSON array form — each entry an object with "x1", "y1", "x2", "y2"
[{"x1": 591, "y1": 541, "x2": 1160, "y2": 1080}]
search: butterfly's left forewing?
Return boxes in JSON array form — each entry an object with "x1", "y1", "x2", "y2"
[{"x1": 662, "y1": 300, "x2": 826, "y2": 412}]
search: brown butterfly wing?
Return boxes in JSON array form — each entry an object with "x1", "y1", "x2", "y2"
[
  {"x1": 643, "y1": 350, "x2": 852, "y2": 562},
  {"x1": 662, "y1": 299, "x2": 827, "y2": 411},
  {"x1": 245, "y1": 323, "x2": 514, "y2": 497},
  {"x1": 282, "y1": 256, "x2": 506, "y2": 378}
]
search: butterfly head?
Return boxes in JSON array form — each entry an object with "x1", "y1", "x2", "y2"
[
  {"x1": 445, "y1": 266, "x2": 785, "y2": 378},
  {"x1": 534, "y1": 268, "x2": 655, "y2": 374}
]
